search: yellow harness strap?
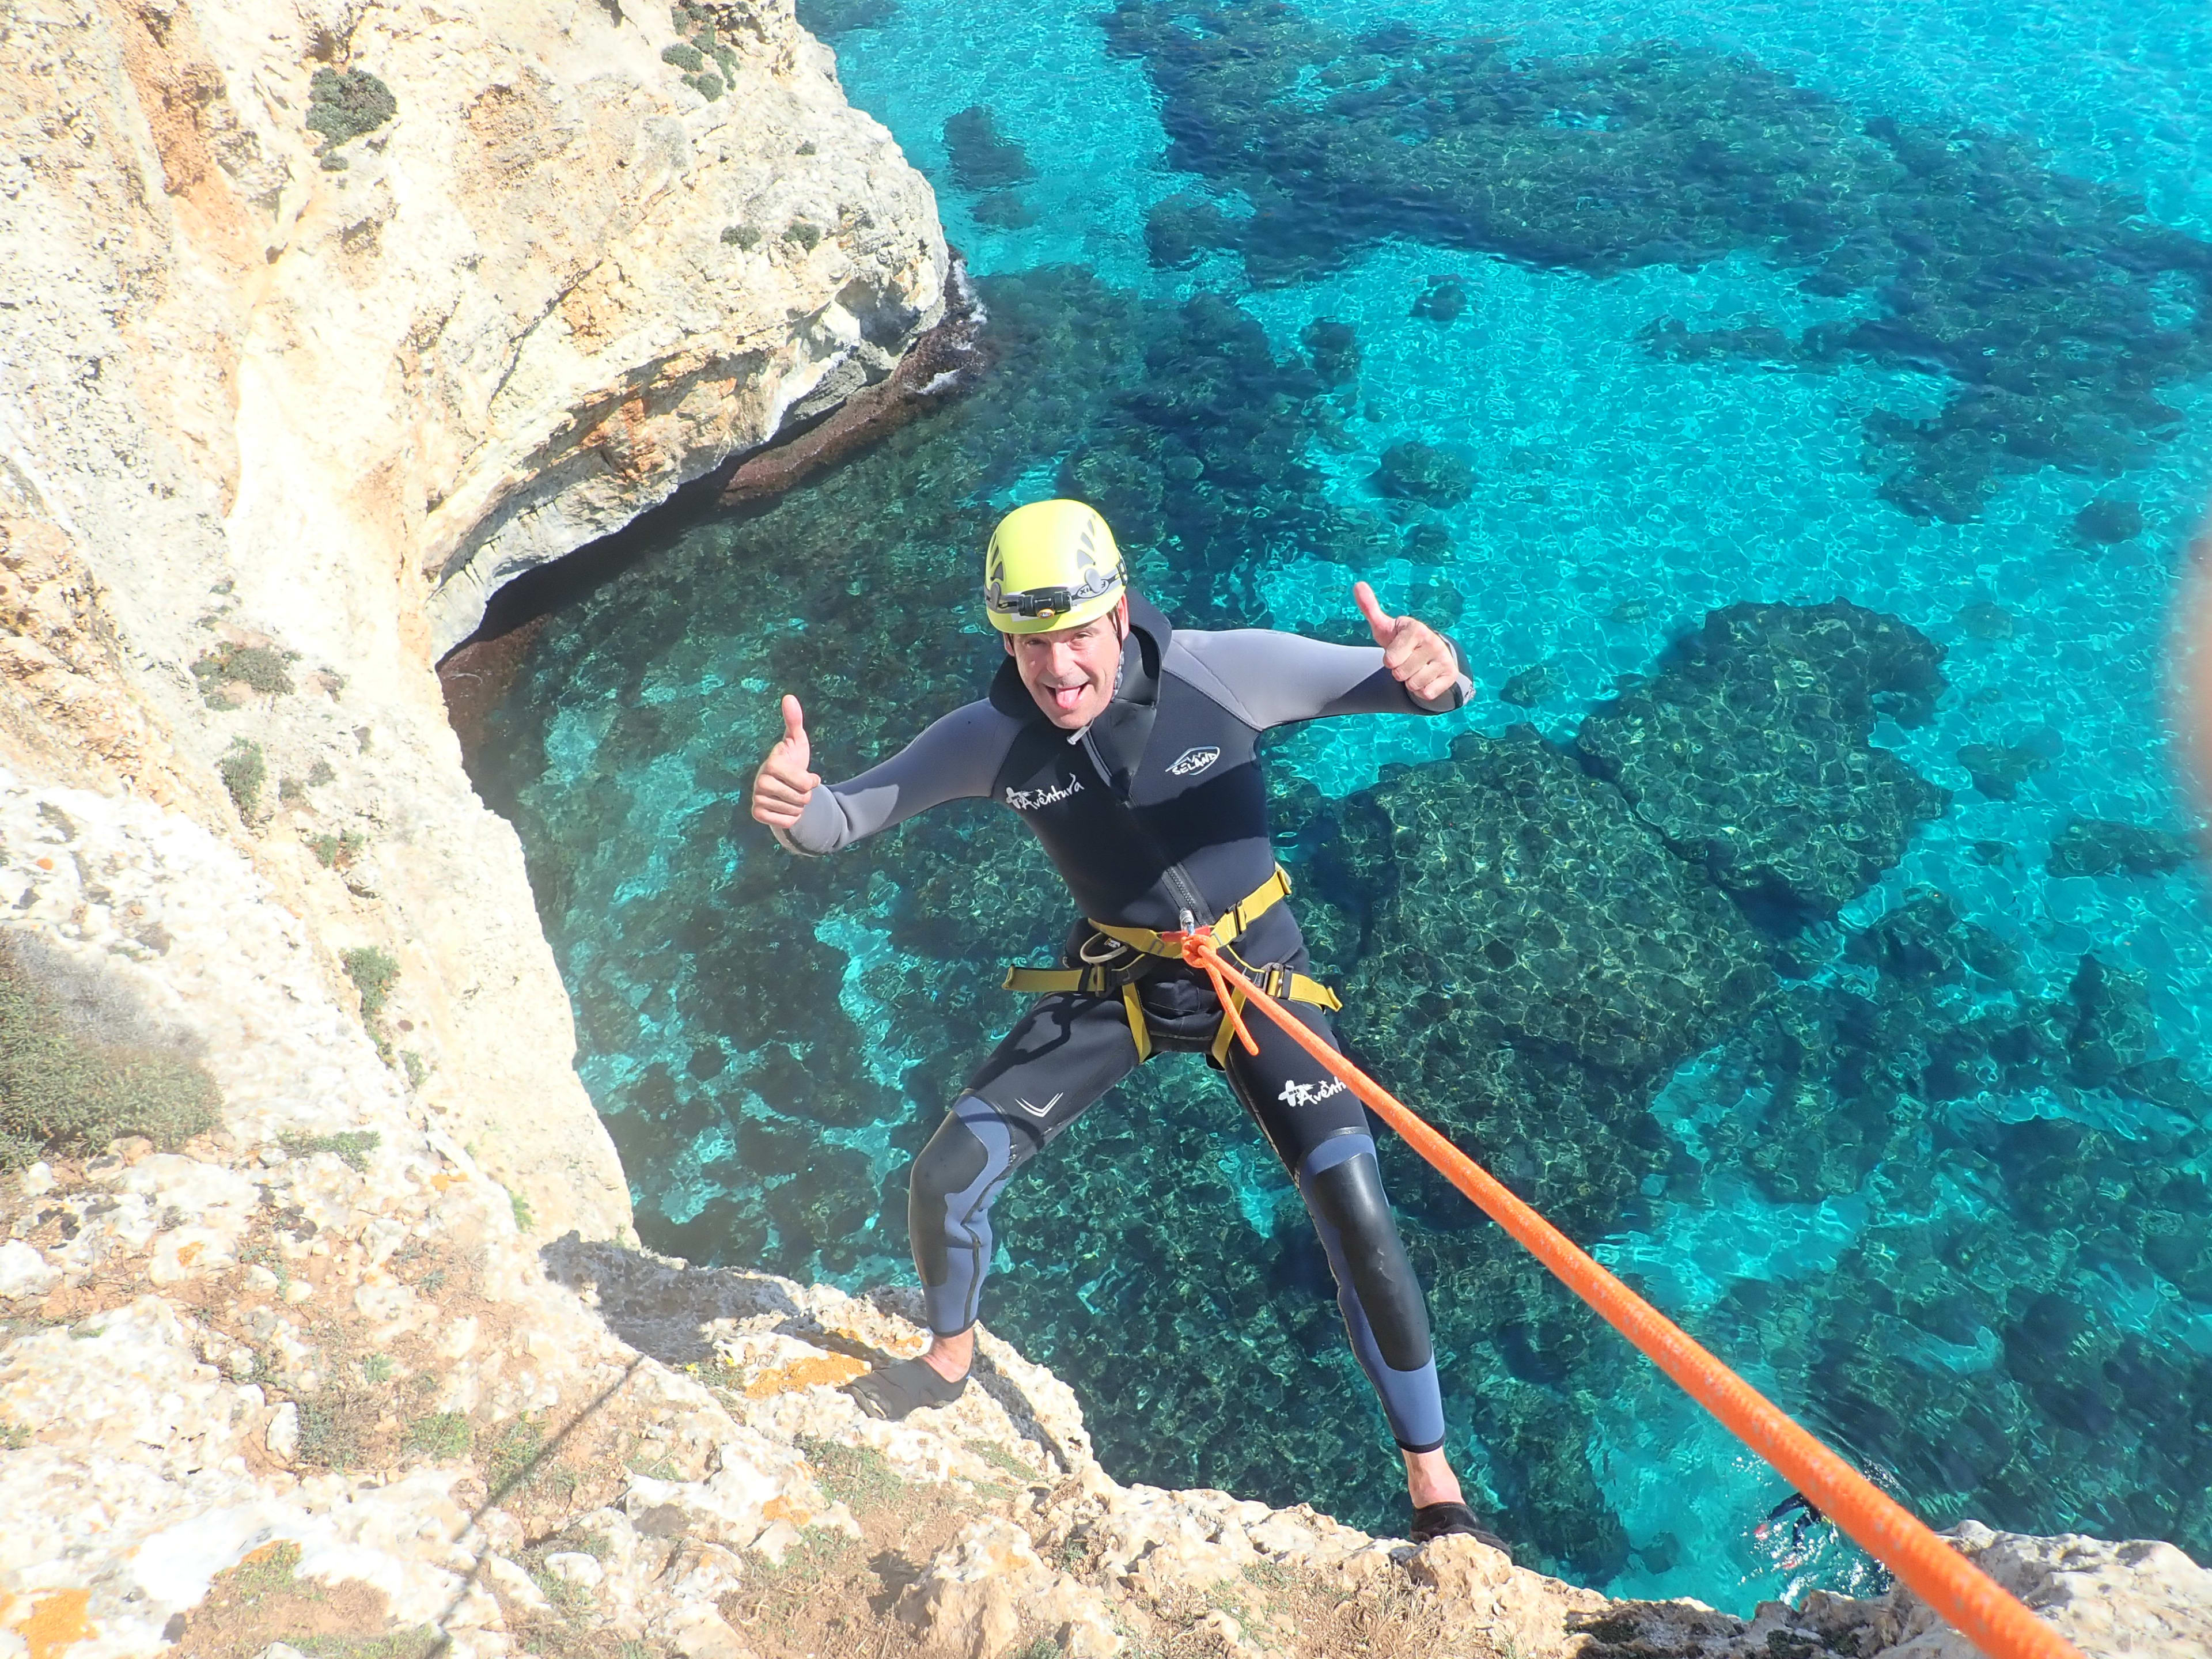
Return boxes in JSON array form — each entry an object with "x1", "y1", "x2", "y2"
[
  {"x1": 1207, "y1": 965, "x2": 1342, "y2": 1065},
  {"x1": 1086, "y1": 866, "x2": 1293, "y2": 958},
  {"x1": 1000, "y1": 868, "x2": 1333, "y2": 1066}
]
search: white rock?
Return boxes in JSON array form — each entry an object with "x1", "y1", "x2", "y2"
[
  {"x1": 543, "y1": 1552, "x2": 605, "y2": 1589},
  {"x1": 0, "y1": 1240, "x2": 59, "y2": 1301},
  {"x1": 654, "y1": 1602, "x2": 757, "y2": 1659},
  {"x1": 17, "y1": 1161, "x2": 55, "y2": 1196},
  {"x1": 480, "y1": 1555, "x2": 548, "y2": 1612},
  {"x1": 266, "y1": 1403, "x2": 300, "y2": 1461}
]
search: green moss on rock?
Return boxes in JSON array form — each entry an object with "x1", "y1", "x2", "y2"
[{"x1": 305, "y1": 66, "x2": 396, "y2": 160}]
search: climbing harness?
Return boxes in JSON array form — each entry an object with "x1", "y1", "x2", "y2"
[
  {"x1": 1161, "y1": 929, "x2": 2088, "y2": 1659},
  {"x1": 1002, "y1": 866, "x2": 1340, "y2": 1063}
]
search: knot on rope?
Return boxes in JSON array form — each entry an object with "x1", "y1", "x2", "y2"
[{"x1": 1168, "y1": 927, "x2": 1260, "y2": 1057}]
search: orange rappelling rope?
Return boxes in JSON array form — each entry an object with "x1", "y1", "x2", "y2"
[{"x1": 1172, "y1": 928, "x2": 2085, "y2": 1659}]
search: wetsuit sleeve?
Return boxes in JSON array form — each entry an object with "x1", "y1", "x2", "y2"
[
  {"x1": 772, "y1": 701, "x2": 1017, "y2": 856},
  {"x1": 1166, "y1": 628, "x2": 1473, "y2": 729}
]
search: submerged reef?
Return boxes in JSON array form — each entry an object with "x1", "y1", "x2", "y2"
[
  {"x1": 1577, "y1": 601, "x2": 1951, "y2": 925},
  {"x1": 1695, "y1": 891, "x2": 2212, "y2": 1552},
  {"x1": 1103, "y1": 0, "x2": 2212, "y2": 520}
]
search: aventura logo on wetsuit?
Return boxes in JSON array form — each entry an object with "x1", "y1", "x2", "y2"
[
  {"x1": 1005, "y1": 775, "x2": 1084, "y2": 810},
  {"x1": 1278, "y1": 1076, "x2": 1348, "y2": 1109},
  {"x1": 1166, "y1": 745, "x2": 1221, "y2": 778}
]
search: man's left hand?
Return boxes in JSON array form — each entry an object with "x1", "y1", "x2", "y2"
[{"x1": 1355, "y1": 581, "x2": 1462, "y2": 704}]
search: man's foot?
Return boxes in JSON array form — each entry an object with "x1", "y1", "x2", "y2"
[
  {"x1": 1410, "y1": 1501, "x2": 1508, "y2": 1551},
  {"x1": 846, "y1": 1355, "x2": 969, "y2": 1421}
]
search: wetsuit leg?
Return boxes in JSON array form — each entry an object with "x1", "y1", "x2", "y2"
[
  {"x1": 909, "y1": 990, "x2": 1140, "y2": 1336},
  {"x1": 1224, "y1": 997, "x2": 1447, "y2": 1452}
]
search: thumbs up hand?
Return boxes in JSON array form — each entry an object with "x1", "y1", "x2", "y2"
[
  {"x1": 751, "y1": 695, "x2": 821, "y2": 829},
  {"x1": 1354, "y1": 581, "x2": 1461, "y2": 704}
]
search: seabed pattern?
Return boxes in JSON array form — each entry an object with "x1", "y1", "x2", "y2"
[{"x1": 474, "y1": 0, "x2": 2212, "y2": 1613}]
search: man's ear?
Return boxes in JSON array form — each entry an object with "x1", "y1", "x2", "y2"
[
  {"x1": 1002, "y1": 632, "x2": 1016, "y2": 656},
  {"x1": 1113, "y1": 593, "x2": 1131, "y2": 640}
]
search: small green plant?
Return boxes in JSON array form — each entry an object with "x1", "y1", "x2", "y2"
[
  {"x1": 785, "y1": 220, "x2": 821, "y2": 250},
  {"x1": 289, "y1": 1631, "x2": 441, "y2": 1659},
  {"x1": 721, "y1": 224, "x2": 760, "y2": 248},
  {"x1": 310, "y1": 828, "x2": 367, "y2": 870},
  {"x1": 963, "y1": 1435, "x2": 1040, "y2": 1487},
  {"x1": 404, "y1": 1410, "x2": 473, "y2": 1461},
  {"x1": 361, "y1": 1354, "x2": 392, "y2": 1384},
  {"x1": 483, "y1": 1414, "x2": 548, "y2": 1499},
  {"x1": 1012, "y1": 1639, "x2": 1062, "y2": 1659},
  {"x1": 684, "y1": 71, "x2": 724, "y2": 100},
  {"x1": 510, "y1": 1188, "x2": 535, "y2": 1232},
  {"x1": 1, "y1": 1419, "x2": 31, "y2": 1449},
  {"x1": 191, "y1": 642, "x2": 297, "y2": 703},
  {"x1": 297, "y1": 1393, "x2": 369, "y2": 1468},
  {"x1": 0, "y1": 944, "x2": 219, "y2": 1170},
  {"x1": 306, "y1": 66, "x2": 396, "y2": 163},
  {"x1": 219, "y1": 738, "x2": 267, "y2": 816},
  {"x1": 281, "y1": 1128, "x2": 380, "y2": 1173},
  {"x1": 307, "y1": 759, "x2": 336, "y2": 787},
  {"x1": 341, "y1": 947, "x2": 399, "y2": 1025},
  {"x1": 798, "y1": 1436, "x2": 903, "y2": 1510},
  {"x1": 797, "y1": 139, "x2": 816, "y2": 155},
  {"x1": 400, "y1": 1050, "x2": 428, "y2": 1088},
  {"x1": 660, "y1": 41, "x2": 704, "y2": 70},
  {"x1": 227, "y1": 1539, "x2": 304, "y2": 1603}
]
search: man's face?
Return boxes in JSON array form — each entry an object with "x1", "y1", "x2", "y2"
[{"x1": 1005, "y1": 597, "x2": 1128, "y2": 730}]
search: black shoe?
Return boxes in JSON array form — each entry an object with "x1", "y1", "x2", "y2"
[
  {"x1": 1410, "y1": 1501, "x2": 1508, "y2": 1551},
  {"x1": 845, "y1": 1355, "x2": 969, "y2": 1421}
]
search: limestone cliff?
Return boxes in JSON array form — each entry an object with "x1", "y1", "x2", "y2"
[
  {"x1": 1, "y1": 0, "x2": 946, "y2": 1239},
  {"x1": 0, "y1": 2, "x2": 2206, "y2": 1657}
]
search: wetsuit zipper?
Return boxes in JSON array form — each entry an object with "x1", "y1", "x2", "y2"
[{"x1": 1080, "y1": 725, "x2": 1211, "y2": 932}]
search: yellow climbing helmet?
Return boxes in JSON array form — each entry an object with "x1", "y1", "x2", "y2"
[{"x1": 982, "y1": 499, "x2": 1125, "y2": 634}]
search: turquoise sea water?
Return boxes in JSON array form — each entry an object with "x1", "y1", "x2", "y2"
[{"x1": 475, "y1": 0, "x2": 2212, "y2": 1612}]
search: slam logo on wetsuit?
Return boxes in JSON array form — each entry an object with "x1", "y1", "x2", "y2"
[
  {"x1": 1166, "y1": 745, "x2": 1221, "y2": 778},
  {"x1": 1005, "y1": 776, "x2": 1084, "y2": 810}
]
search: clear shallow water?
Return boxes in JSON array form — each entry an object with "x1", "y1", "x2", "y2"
[{"x1": 475, "y1": 0, "x2": 2212, "y2": 1610}]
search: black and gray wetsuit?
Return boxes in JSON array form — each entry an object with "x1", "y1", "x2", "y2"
[{"x1": 777, "y1": 594, "x2": 1471, "y2": 1453}]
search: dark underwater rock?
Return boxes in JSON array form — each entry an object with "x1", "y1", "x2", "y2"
[
  {"x1": 1145, "y1": 193, "x2": 1234, "y2": 268},
  {"x1": 1955, "y1": 599, "x2": 2014, "y2": 641},
  {"x1": 2047, "y1": 817, "x2": 2199, "y2": 878},
  {"x1": 970, "y1": 191, "x2": 1037, "y2": 229},
  {"x1": 1399, "y1": 520, "x2": 1453, "y2": 565},
  {"x1": 1335, "y1": 729, "x2": 1772, "y2": 1084},
  {"x1": 1300, "y1": 317, "x2": 1361, "y2": 387},
  {"x1": 1955, "y1": 741, "x2": 2051, "y2": 801},
  {"x1": 1575, "y1": 601, "x2": 1950, "y2": 924},
  {"x1": 2073, "y1": 495, "x2": 2145, "y2": 546},
  {"x1": 942, "y1": 104, "x2": 1033, "y2": 191},
  {"x1": 1639, "y1": 316, "x2": 1800, "y2": 367},
  {"x1": 1411, "y1": 274, "x2": 1469, "y2": 325},
  {"x1": 1374, "y1": 441, "x2": 1474, "y2": 506},
  {"x1": 1497, "y1": 663, "x2": 1558, "y2": 707},
  {"x1": 1104, "y1": 1, "x2": 2212, "y2": 521},
  {"x1": 794, "y1": 0, "x2": 896, "y2": 35}
]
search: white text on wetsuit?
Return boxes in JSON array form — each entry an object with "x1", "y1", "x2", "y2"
[{"x1": 1005, "y1": 776, "x2": 1085, "y2": 810}]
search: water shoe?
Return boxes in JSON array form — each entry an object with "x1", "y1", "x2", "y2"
[{"x1": 846, "y1": 1355, "x2": 969, "y2": 1420}]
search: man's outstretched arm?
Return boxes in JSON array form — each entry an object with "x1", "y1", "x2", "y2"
[
  {"x1": 1166, "y1": 580, "x2": 1475, "y2": 729},
  {"x1": 750, "y1": 695, "x2": 1015, "y2": 855}
]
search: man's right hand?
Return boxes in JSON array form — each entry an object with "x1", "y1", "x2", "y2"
[{"x1": 751, "y1": 694, "x2": 820, "y2": 830}]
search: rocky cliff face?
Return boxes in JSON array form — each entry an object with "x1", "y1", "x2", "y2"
[
  {"x1": 2, "y1": 0, "x2": 946, "y2": 1240},
  {"x1": 0, "y1": 2, "x2": 2205, "y2": 1657}
]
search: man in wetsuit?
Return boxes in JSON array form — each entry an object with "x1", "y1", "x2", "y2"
[{"x1": 751, "y1": 498, "x2": 1495, "y2": 1543}]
